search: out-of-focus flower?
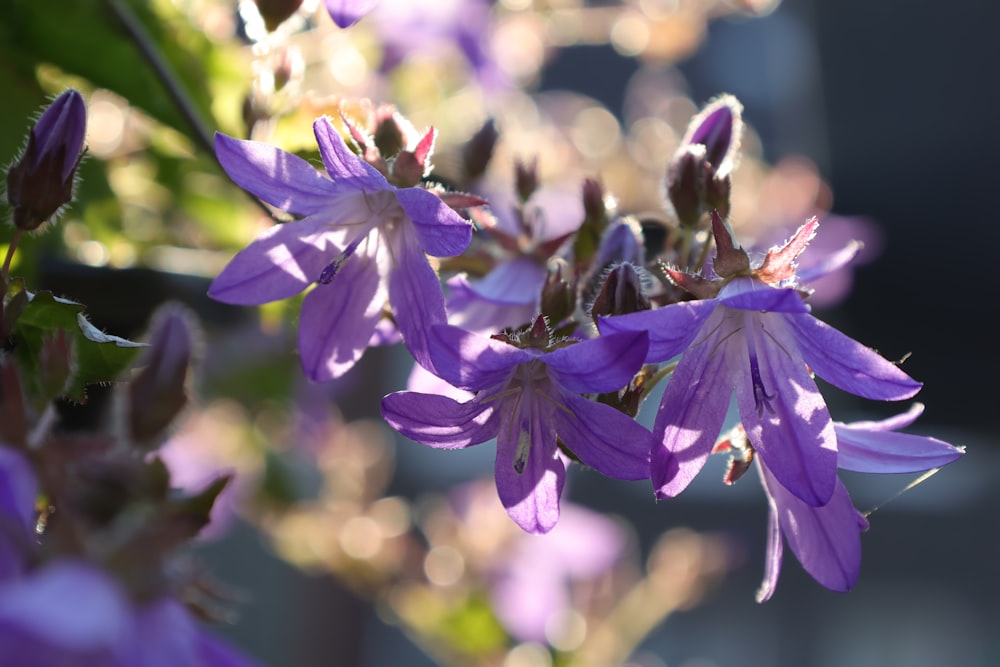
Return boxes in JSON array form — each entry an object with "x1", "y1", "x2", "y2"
[
  {"x1": 209, "y1": 118, "x2": 472, "y2": 380},
  {"x1": 382, "y1": 320, "x2": 651, "y2": 533},
  {"x1": 5, "y1": 89, "x2": 87, "y2": 231},
  {"x1": 0, "y1": 446, "x2": 36, "y2": 581},
  {"x1": 490, "y1": 503, "x2": 626, "y2": 642},
  {"x1": 755, "y1": 404, "x2": 963, "y2": 601},
  {"x1": 0, "y1": 560, "x2": 264, "y2": 666},
  {"x1": 324, "y1": 0, "x2": 378, "y2": 28},
  {"x1": 600, "y1": 216, "x2": 921, "y2": 506}
]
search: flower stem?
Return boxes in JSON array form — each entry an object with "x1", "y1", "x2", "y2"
[
  {"x1": 104, "y1": 0, "x2": 277, "y2": 221},
  {"x1": 1, "y1": 230, "x2": 24, "y2": 284}
]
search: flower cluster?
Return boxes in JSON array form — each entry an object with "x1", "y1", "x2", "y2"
[{"x1": 209, "y1": 87, "x2": 962, "y2": 600}]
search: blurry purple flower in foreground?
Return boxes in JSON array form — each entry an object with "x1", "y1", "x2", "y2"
[
  {"x1": 209, "y1": 118, "x2": 471, "y2": 380},
  {"x1": 5, "y1": 89, "x2": 87, "y2": 231},
  {"x1": 324, "y1": 0, "x2": 378, "y2": 28},
  {"x1": 382, "y1": 321, "x2": 652, "y2": 533},
  {"x1": 755, "y1": 404, "x2": 963, "y2": 601},
  {"x1": 600, "y1": 217, "x2": 922, "y2": 507},
  {"x1": 0, "y1": 446, "x2": 36, "y2": 581},
  {"x1": 0, "y1": 560, "x2": 262, "y2": 666}
]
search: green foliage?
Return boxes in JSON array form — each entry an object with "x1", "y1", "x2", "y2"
[{"x1": 8, "y1": 281, "x2": 145, "y2": 403}]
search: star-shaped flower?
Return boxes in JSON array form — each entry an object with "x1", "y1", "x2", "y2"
[
  {"x1": 209, "y1": 117, "x2": 472, "y2": 381},
  {"x1": 381, "y1": 319, "x2": 652, "y2": 533},
  {"x1": 599, "y1": 213, "x2": 921, "y2": 506}
]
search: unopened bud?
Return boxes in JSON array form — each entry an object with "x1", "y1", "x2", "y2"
[
  {"x1": 6, "y1": 90, "x2": 87, "y2": 231},
  {"x1": 514, "y1": 157, "x2": 538, "y2": 203},
  {"x1": 253, "y1": 0, "x2": 304, "y2": 31},
  {"x1": 39, "y1": 329, "x2": 74, "y2": 401},
  {"x1": 125, "y1": 303, "x2": 197, "y2": 448},
  {"x1": 679, "y1": 94, "x2": 742, "y2": 178},
  {"x1": 540, "y1": 261, "x2": 575, "y2": 325},
  {"x1": 665, "y1": 145, "x2": 706, "y2": 228},
  {"x1": 461, "y1": 119, "x2": 498, "y2": 183},
  {"x1": 596, "y1": 218, "x2": 644, "y2": 268},
  {"x1": 590, "y1": 263, "x2": 650, "y2": 326},
  {"x1": 373, "y1": 114, "x2": 405, "y2": 158}
]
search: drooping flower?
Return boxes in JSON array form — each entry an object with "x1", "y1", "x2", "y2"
[
  {"x1": 209, "y1": 117, "x2": 472, "y2": 381},
  {"x1": 5, "y1": 89, "x2": 87, "y2": 231},
  {"x1": 754, "y1": 404, "x2": 963, "y2": 601},
  {"x1": 381, "y1": 319, "x2": 652, "y2": 533},
  {"x1": 599, "y1": 214, "x2": 921, "y2": 506}
]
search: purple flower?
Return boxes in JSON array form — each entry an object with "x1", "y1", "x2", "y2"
[
  {"x1": 0, "y1": 560, "x2": 264, "y2": 666},
  {"x1": 324, "y1": 0, "x2": 378, "y2": 28},
  {"x1": 0, "y1": 446, "x2": 36, "y2": 581},
  {"x1": 382, "y1": 321, "x2": 652, "y2": 533},
  {"x1": 599, "y1": 216, "x2": 922, "y2": 506},
  {"x1": 755, "y1": 404, "x2": 963, "y2": 601},
  {"x1": 490, "y1": 503, "x2": 625, "y2": 642},
  {"x1": 209, "y1": 118, "x2": 471, "y2": 380},
  {"x1": 5, "y1": 89, "x2": 87, "y2": 231}
]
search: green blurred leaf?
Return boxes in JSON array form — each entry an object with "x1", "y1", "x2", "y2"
[
  {"x1": 10, "y1": 283, "x2": 145, "y2": 403},
  {"x1": 0, "y1": 0, "x2": 216, "y2": 143}
]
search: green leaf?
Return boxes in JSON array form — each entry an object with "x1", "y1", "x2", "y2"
[
  {"x1": 10, "y1": 285, "x2": 145, "y2": 403},
  {"x1": 0, "y1": 0, "x2": 217, "y2": 143}
]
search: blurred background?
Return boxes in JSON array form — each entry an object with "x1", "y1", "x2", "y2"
[{"x1": 1, "y1": 0, "x2": 996, "y2": 665}]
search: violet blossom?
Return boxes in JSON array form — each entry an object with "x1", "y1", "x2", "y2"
[
  {"x1": 209, "y1": 117, "x2": 472, "y2": 380},
  {"x1": 0, "y1": 560, "x2": 263, "y2": 666},
  {"x1": 599, "y1": 214, "x2": 921, "y2": 507},
  {"x1": 382, "y1": 319, "x2": 652, "y2": 533},
  {"x1": 754, "y1": 404, "x2": 963, "y2": 601},
  {"x1": 0, "y1": 446, "x2": 36, "y2": 581}
]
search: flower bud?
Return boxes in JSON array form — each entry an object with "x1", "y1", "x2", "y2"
[
  {"x1": 679, "y1": 94, "x2": 742, "y2": 178},
  {"x1": 461, "y1": 118, "x2": 498, "y2": 183},
  {"x1": 514, "y1": 158, "x2": 538, "y2": 203},
  {"x1": 5, "y1": 90, "x2": 87, "y2": 231},
  {"x1": 253, "y1": 0, "x2": 304, "y2": 31},
  {"x1": 125, "y1": 303, "x2": 197, "y2": 449},
  {"x1": 590, "y1": 262, "x2": 650, "y2": 326}
]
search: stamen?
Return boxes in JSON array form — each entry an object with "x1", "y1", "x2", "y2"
[
  {"x1": 513, "y1": 427, "x2": 531, "y2": 474},
  {"x1": 745, "y1": 314, "x2": 776, "y2": 417},
  {"x1": 316, "y1": 233, "x2": 368, "y2": 285}
]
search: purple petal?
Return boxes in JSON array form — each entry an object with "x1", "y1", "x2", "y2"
[
  {"x1": 835, "y1": 424, "x2": 964, "y2": 474},
  {"x1": 788, "y1": 314, "x2": 922, "y2": 400},
  {"x1": 718, "y1": 279, "x2": 809, "y2": 313},
  {"x1": 428, "y1": 325, "x2": 534, "y2": 391},
  {"x1": 0, "y1": 447, "x2": 36, "y2": 532},
  {"x1": 467, "y1": 258, "x2": 547, "y2": 306},
  {"x1": 838, "y1": 402, "x2": 924, "y2": 432},
  {"x1": 132, "y1": 598, "x2": 197, "y2": 667},
  {"x1": 381, "y1": 392, "x2": 497, "y2": 448},
  {"x1": 387, "y1": 225, "x2": 449, "y2": 372},
  {"x1": 552, "y1": 391, "x2": 651, "y2": 480},
  {"x1": 298, "y1": 252, "x2": 384, "y2": 381},
  {"x1": 544, "y1": 331, "x2": 648, "y2": 394},
  {"x1": 494, "y1": 398, "x2": 566, "y2": 534},
  {"x1": 0, "y1": 561, "x2": 130, "y2": 663},
  {"x1": 737, "y1": 313, "x2": 837, "y2": 507},
  {"x1": 797, "y1": 240, "x2": 862, "y2": 284},
  {"x1": 214, "y1": 133, "x2": 338, "y2": 216},
  {"x1": 395, "y1": 188, "x2": 472, "y2": 258},
  {"x1": 195, "y1": 629, "x2": 265, "y2": 667},
  {"x1": 759, "y1": 463, "x2": 862, "y2": 594},
  {"x1": 208, "y1": 218, "x2": 340, "y2": 305},
  {"x1": 324, "y1": 0, "x2": 378, "y2": 28},
  {"x1": 406, "y1": 361, "x2": 474, "y2": 401},
  {"x1": 312, "y1": 117, "x2": 388, "y2": 189},
  {"x1": 36, "y1": 90, "x2": 88, "y2": 182},
  {"x1": 598, "y1": 298, "x2": 718, "y2": 363},
  {"x1": 651, "y1": 309, "x2": 736, "y2": 498},
  {"x1": 755, "y1": 504, "x2": 784, "y2": 603}
]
